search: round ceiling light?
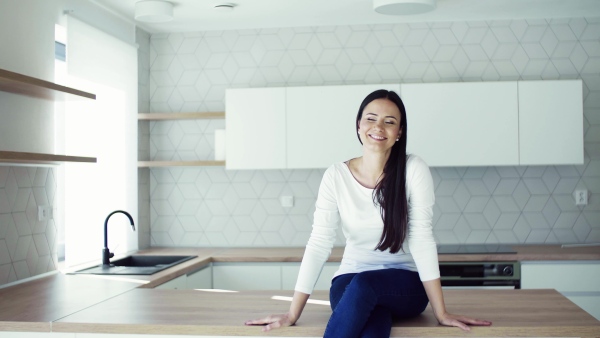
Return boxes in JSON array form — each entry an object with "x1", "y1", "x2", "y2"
[
  {"x1": 135, "y1": 0, "x2": 174, "y2": 23},
  {"x1": 373, "y1": 0, "x2": 436, "y2": 15}
]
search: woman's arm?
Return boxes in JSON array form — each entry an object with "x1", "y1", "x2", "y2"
[
  {"x1": 244, "y1": 291, "x2": 310, "y2": 332},
  {"x1": 246, "y1": 166, "x2": 340, "y2": 331},
  {"x1": 422, "y1": 278, "x2": 492, "y2": 331}
]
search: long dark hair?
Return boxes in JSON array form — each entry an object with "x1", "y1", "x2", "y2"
[{"x1": 356, "y1": 89, "x2": 408, "y2": 254}]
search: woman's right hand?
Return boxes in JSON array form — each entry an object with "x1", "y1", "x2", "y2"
[{"x1": 245, "y1": 312, "x2": 297, "y2": 332}]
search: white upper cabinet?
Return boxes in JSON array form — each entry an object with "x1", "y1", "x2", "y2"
[
  {"x1": 286, "y1": 84, "x2": 400, "y2": 169},
  {"x1": 401, "y1": 81, "x2": 519, "y2": 167},
  {"x1": 518, "y1": 80, "x2": 583, "y2": 165},
  {"x1": 225, "y1": 80, "x2": 583, "y2": 169},
  {"x1": 225, "y1": 87, "x2": 286, "y2": 170}
]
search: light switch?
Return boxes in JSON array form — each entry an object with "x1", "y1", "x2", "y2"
[{"x1": 280, "y1": 195, "x2": 294, "y2": 208}]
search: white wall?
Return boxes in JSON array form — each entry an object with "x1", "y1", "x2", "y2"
[
  {"x1": 0, "y1": 0, "x2": 63, "y2": 153},
  {"x1": 0, "y1": 0, "x2": 66, "y2": 285}
]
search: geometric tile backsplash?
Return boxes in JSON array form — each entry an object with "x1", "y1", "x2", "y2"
[
  {"x1": 0, "y1": 166, "x2": 58, "y2": 285},
  {"x1": 140, "y1": 17, "x2": 600, "y2": 248}
]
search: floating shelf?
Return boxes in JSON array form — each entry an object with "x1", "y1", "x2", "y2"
[
  {"x1": 0, "y1": 69, "x2": 97, "y2": 165},
  {"x1": 138, "y1": 113, "x2": 225, "y2": 167},
  {"x1": 138, "y1": 160, "x2": 225, "y2": 168},
  {"x1": 0, "y1": 151, "x2": 97, "y2": 165},
  {"x1": 0, "y1": 68, "x2": 96, "y2": 100},
  {"x1": 138, "y1": 112, "x2": 225, "y2": 120}
]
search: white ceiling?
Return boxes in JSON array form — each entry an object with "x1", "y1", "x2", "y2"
[{"x1": 92, "y1": 0, "x2": 600, "y2": 33}]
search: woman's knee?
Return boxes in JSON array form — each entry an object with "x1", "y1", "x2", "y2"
[
  {"x1": 329, "y1": 273, "x2": 356, "y2": 310},
  {"x1": 329, "y1": 273, "x2": 379, "y2": 310},
  {"x1": 345, "y1": 272, "x2": 378, "y2": 299}
]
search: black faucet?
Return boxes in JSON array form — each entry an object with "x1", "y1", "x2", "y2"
[{"x1": 102, "y1": 210, "x2": 135, "y2": 266}]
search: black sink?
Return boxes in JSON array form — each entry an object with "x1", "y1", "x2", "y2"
[{"x1": 71, "y1": 255, "x2": 197, "y2": 275}]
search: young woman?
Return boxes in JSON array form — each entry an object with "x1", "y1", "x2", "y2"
[{"x1": 245, "y1": 90, "x2": 491, "y2": 337}]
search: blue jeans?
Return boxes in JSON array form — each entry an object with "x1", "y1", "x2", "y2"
[{"x1": 323, "y1": 269, "x2": 429, "y2": 338}]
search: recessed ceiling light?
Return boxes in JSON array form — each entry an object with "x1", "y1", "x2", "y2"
[
  {"x1": 214, "y1": 3, "x2": 236, "y2": 12},
  {"x1": 373, "y1": 0, "x2": 436, "y2": 15}
]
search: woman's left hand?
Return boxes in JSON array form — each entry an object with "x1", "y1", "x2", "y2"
[
  {"x1": 422, "y1": 279, "x2": 492, "y2": 331},
  {"x1": 436, "y1": 312, "x2": 492, "y2": 331}
]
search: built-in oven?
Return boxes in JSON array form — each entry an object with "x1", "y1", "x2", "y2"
[
  {"x1": 439, "y1": 261, "x2": 521, "y2": 289},
  {"x1": 437, "y1": 244, "x2": 521, "y2": 289}
]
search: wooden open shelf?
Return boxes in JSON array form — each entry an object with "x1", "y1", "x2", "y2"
[
  {"x1": 0, "y1": 69, "x2": 97, "y2": 165},
  {"x1": 138, "y1": 161, "x2": 225, "y2": 168},
  {"x1": 0, "y1": 68, "x2": 96, "y2": 100},
  {"x1": 138, "y1": 112, "x2": 225, "y2": 120},
  {"x1": 139, "y1": 112, "x2": 226, "y2": 167},
  {"x1": 138, "y1": 113, "x2": 225, "y2": 167},
  {"x1": 0, "y1": 151, "x2": 97, "y2": 165}
]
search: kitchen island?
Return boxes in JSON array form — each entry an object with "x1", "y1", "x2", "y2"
[
  {"x1": 0, "y1": 245, "x2": 599, "y2": 337},
  {"x1": 51, "y1": 288, "x2": 599, "y2": 337}
]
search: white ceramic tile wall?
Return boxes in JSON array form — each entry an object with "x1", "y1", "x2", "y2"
[
  {"x1": 0, "y1": 166, "x2": 58, "y2": 284},
  {"x1": 141, "y1": 17, "x2": 600, "y2": 247}
]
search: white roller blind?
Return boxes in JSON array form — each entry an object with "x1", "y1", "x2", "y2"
[{"x1": 63, "y1": 16, "x2": 137, "y2": 267}]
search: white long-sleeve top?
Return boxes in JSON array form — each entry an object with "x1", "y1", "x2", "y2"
[{"x1": 294, "y1": 154, "x2": 440, "y2": 295}]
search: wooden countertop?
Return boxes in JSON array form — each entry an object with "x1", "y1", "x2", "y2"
[
  {"x1": 0, "y1": 273, "x2": 141, "y2": 332},
  {"x1": 52, "y1": 289, "x2": 600, "y2": 337},
  {"x1": 134, "y1": 244, "x2": 600, "y2": 264},
  {"x1": 443, "y1": 244, "x2": 600, "y2": 262},
  {"x1": 1, "y1": 245, "x2": 599, "y2": 336}
]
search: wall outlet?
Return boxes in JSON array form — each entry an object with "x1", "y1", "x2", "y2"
[
  {"x1": 38, "y1": 205, "x2": 53, "y2": 221},
  {"x1": 574, "y1": 190, "x2": 588, "y2": 206},
  {"x1": 280, "y1": 195, "x2": 294, "y2": 208}
]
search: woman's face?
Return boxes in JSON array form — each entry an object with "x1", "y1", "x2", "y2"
[{"x1": 357, "y1": 98, "x2": 402, "y2": 154}]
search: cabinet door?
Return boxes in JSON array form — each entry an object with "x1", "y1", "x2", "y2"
[
  {"x1": 225, "y1": 88, "x2": 286, "y2": 169},
  {"x1": 212, "y1": 263, "x2": 281, "y2": 290},
  {"x1": 186, "y1": 265, "x2": 212, "y2": 289},
  {"x1": 281, "y1": 262, "x2": 339, "y2": 291},
  {"x1": 401, "y1": 82, "x2": 519, "y2": 167},
  {"x1": 521, "y1": 261, "x2": 600, "y2": 292},
  {"x1": 286, "y1": 84, "x2": 400, "y2": 169},
  {"x1": 155, "y1": 274, "x2": 187, "y2": 289},
  {"x1": 521, "y1": 261, "x2": 600, "y2": 320},
  {"x1": 518, "y1": 80, "x2": 583, "y2": 165}
]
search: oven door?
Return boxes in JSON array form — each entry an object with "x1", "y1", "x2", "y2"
[{"x1": 439, "y1": 262, "x2": 521, "y2": 289}]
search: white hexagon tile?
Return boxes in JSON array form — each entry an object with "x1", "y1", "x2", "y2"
[
  {"x1": 0, "y1": 167, "x2": 58, "y2": 285},
  {"x1": 139, "y1": 17, "x2": 600, "y2": 248}
]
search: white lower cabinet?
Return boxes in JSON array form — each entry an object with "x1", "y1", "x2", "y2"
[
  {"x1": 212, "y1": 263, "x2": 282, "y2": 290},
  {"x1": 154, "y1": 265, "x2": 213, "y2": 290},
  {"x1": 186, "y1": 265, "x2": 213, "y2": 289},
  {"x1": 211, "y1": 262, "x2": 339, "y2": 291},
  {"x1": 281, "y1": 262, "x2": 338, "y2": 291},
  {"x1": 521, "y1": 261, "x2": 600, "y2": 320},
  {"x1": 154, "y1": 274, "x2": 187, "y2": 290}
]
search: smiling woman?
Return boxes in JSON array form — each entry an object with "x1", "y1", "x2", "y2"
[{"x1": 245, "y1": 90, "x2": 492, "y2": 337}]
